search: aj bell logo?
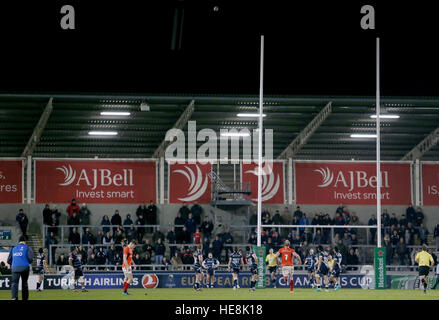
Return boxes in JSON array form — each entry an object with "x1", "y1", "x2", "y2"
[
  {"x1": 56, "y1": 165, "x2": 134, "y2": 190},
  {"x1": 314, "y1": 167, "x2": 389, "y2": 192},
  {"x1": 246, "y1": 165, "x2": 280, "y2": 202},
  {"x1": 172, "y1": 165, "x2": 209, "y2": 202}
]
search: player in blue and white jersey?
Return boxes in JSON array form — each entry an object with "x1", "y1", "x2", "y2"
[
  {"x1": 35, "y1": 248, "x2": 48, "y2": 292},
  {"x1": 193, "y1": 244, "x2": 204, "y2": 291},
  {"x1": 304, "y1": 248, "x2": 317, "y2": 288},
  {"x1": 69, "y1": 246, "x2": 88, "y2": 293},
  {"x1": 315, "y1": 245, "x2": 330, "y2": 292},
  {"x1": 228, "y1": 247, "x2": 244, "y2": 290},
  {"x1": 202, "y1": 252, "x2": 220, "y2": 288},
  {"x1": 246, "y1": 247, "x2": 259, "y2": 292},
  {"x1": 330, "y1": 246, "x2": 343, "y2": 291}
]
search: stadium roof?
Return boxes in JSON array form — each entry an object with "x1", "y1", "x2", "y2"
[{"x1": 1, "y1": 93, "x2": 439, "y2": 161}]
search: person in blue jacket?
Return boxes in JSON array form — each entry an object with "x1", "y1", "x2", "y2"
[{"x1": 7, "y1": 235, "x2": 34, "y2": 300}]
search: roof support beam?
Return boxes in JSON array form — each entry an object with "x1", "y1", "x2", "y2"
[
  {"x1": 21, "y1": 98, "x2": 53, "y2": 158},
  {"x1": 152, "y1": 99, "x2": 195, "y2": 158},
  {"x1": 401, "y1": 127, "x2": 439, "y2": 161},
  {"x1": 277, "y1": 101, "x2": 332, "y2": 159}
]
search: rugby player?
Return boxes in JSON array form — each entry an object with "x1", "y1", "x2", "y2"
[
  {"x1": 35, "y1": 248, "x2": 48, "y2": 292},
  {"x1": 122, "y1": 240, "x2": 137, "y2": 295},
  {"x1": 69, "y1": 246, "x2": 88, "y2": 293},
  {"x1": 228, "y1": 247, "x2": 244, "y2": 290},
  {"x1": 415, "y1": 244, "x2": 434, "y2": 294},
  {"x1": 304, "y1": 248, "x2": 317, "y2": 288},
  {"x1": 330, "y1": 247, "x2": 342, "y2": 291},
  {"x1": 246, "y1": 247, "x2": 259, "y2": 292},
  {"x1": 193, "y1": 244, "x2": 204, "y2": 291},
  {"x1": 315, "y1": 245, "x2": 330, "y2": 292},
  {"x1": 202, "y1": 252, "x2": 220, "y2": 288},
  {"x1": 275, "y1": 240, "x2": 302, "y2": 293}
]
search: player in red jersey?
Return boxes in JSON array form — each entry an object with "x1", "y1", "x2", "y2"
[
  {"x1": 275, "y1": 240, "x2": 302, "y2": 293},
  {"x1": 122, "y1": 240, "x2": 137, "y2": 295}
]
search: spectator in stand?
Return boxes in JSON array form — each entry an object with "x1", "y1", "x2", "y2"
[
  {"x1": 272, "y1": 210, "x2": 283, "y2": 225},
  {"x1": 292, "y1": 234, "x2": 302, "y2": 252},
  {"x1": 178, "y1": 202, "x2": 190, "y2": 221},
  {"x1": 333, "y1": 212, "x2": 345, "y2": 237},
  {"x1": 114, "y1": 252, "x2": 123, "y2": 266},
  {"x1": 66, "y1": 199, "x2": 80, "y2": 217},
  {"x1": 193, "y1": 228, "x2": 202, "y2": 244},
  {"x1": 152, "y1": 226, "x2": 165, "y2": 243},
  {"x1": 298, "y1": 213, "x2": 309, "y2": 237},
  {"x1": 133, "y1": 253, "x2": 144, "y2": 266},
  {"x1": 265, "y1": 237, "x2": 274, "y2": 252},
  {"x1": 212, "y1": 235, "x2": 223, "y2": 261},
  {"x1": 389, "y1": 213, "x2": 398, "y2": 227},
  {"x1": 136, "y1": 203, "x2": 148, "y2": 219},
  {"x1": 248, "y1": 233, "x2": 257, "y2": 245},
  {"x1": 396, "y1": 237, "x2": 408, "y2": 265},
  {"x1": 368, "y1": 214, "x2": 377, "y2": 244},
  {"x1": 174, "y1": 212, "x2": 185, "y2": 239},
  {"x1": 202, "y1": 238, "x2": 211, "y2": 257},
  {"x1": 176, "y1": 226, "x2": 190, "y2": 244},
  {"x1": 43, "y1": 204, "x2": 52, "y2": 225},
  {"x1": 336, "y1": 204, "x2": 344, "y2": 215},
  {"x1": 111, "y1": 210, "x2": 122, "y2": 234},
  {"x1": 404, "y1": 229, "x2": 414, "y2": 246},
  {"x1": 190, "y1": 201, "x2": 202, "y2": 226},
  {"x1": 282, "y1": 207, "x2": 291, "y2": 223},
  {"x1": 147, "y1": 200, "x2": 158, "y2": 232},
  {"x1": 167, "y1": 226, "x2": 177, "y2": 257},
  {"x1": 293, "y1": 206, "x2": 303, "y2": 219},
  {"x1": 311, "y1": 214, "x2": 320, "y2": 226},
  {"x1": 142, "y1": 239, "x2": 153, "y2": 257},
  {"x1": 67, "y1": 212, "x2": 80, "y2": 232},
  {"x1": 136, "y1": 214, "x2": 146, "y2": 243},
  {"x1": 350, "y1": 212, "x2": 359, "y2": 225},
  {"x1": 272, "y1": 230, "x2": 282, "y2": 249},
  {"x1": 313, "y1": 229, "x2": 322, "y2": 245},
  {"x1": 351, "y1": 233, "x2": 358, "y2": 245},
  {"x1": 342, "y1": 232, "x2": 352, "y2": 247},
  {"x1": 56, "y1": 253, "x2": 68, "y2": 266},
  {"x1": 384, "y1": 235, "x2": 393, "y2": 264},
  {"x1": 249, "y1": 211, "x2": 258, "y2": 231},
  {"x1": 200, "y1": 216, "x2": 214, "y2": 240},
  {"x1": 262, "y1": 212, "x2": 272, "y2": 232},
  {"x1": 434, "y1": 223, "x2": 439, "y2": 250},
  {"x1": 342, "y1": 207, "x2": 351, "y2": 225},
  {"x1": 87, "y1": 253, "x2": 97, "y2": 270},
  {"x1": 407, "y1": 222, "x2": 417, "y2": 240},
  {"x1": 162, "y1": 257, "x2": 170, "y2": 270},
  {"x1": 16, "y1": 209, "x2": 28, "y2": 239},
  {"x1": 261, "y1": 209, "x2": 270, "y2": 222},
  {"x1": 354, "y1": 248, "x2": 363, "y2": 265},
  {"x1": 171, "y1": 251, "x2": 183, "y2": 270},
  {"x1": 415, "y1": 207, "x2": 424, "y2": 227},
  {"x1": 78, "y1": 245, "x2": 87, "y2": 265},
  {"x1": 222, "y1": 229, "x2": 234, "y2": 261},
  {"x1": 184, "y1": 213, "x2": 197, "y2": 242},
  {"x1": 46, "y1": 231, "x2": 58, "y2": 264},
  {"x1": 101, "y1": 215, "x2": 110, "y2": 234},
  {"x1": 47, "y1": 212, "x2": 60, "y2": 236},
  {"x1": 78, "y1": 204, "x2": 91, "y2": 231},
  {"x1": 346, "y1": 248, "x2": 359, "y2": 269},
  {"x1": 96, "y1": 231, "x2": 104, "y2": 244},
  {"x1": 214, "y1": 216, "x2": 227, "y2": 239},
  {"x1": 68, "y1": 227, "x2": 81, "y2": 245},
  {"x1": 260, "y1": 230, "x2": 268, "y2": 244},
  {"x1": 418, "y1": 223, "x2": 429, "y2": 245},
  {"x1": 105, "y1": 244, "x2": 115, "y2": 264},
  {"x1": 182, "y1": 249, "x2": 193, "y2": 270},
  {"x1": 123, "y1": 214, "x2": 134, "y2": 233},
  {"x1": 96, "y1": 247, "x2": 107, "y2": 268},
  {"x1": 126, "y1": 224, "x2": 137, "y2": 242},
  {"x1": 390, "y1": 229, "x2": 400, "y2": 246},
  {"x1": 153, "y1": 238, "x2": 166, "y2": 265},
  {"x1": 406, "y1": 204, "x2": 416, "y2": 224},
  {"x1": 103, "y1": 231, "x2": 113, "y2": 246},
  {"x1": 87, "y1": 245, "x2": 96, "y2": 260},
  {"x1": 82, "y1": 228, "x2": 97, "y2": 245}
]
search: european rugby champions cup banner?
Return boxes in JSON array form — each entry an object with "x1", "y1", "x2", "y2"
[
  {"x1": 294, "y1": 161, "x2": 412, "y2": 205},
  {"x1": 34, "y1": 159, "x2": 157, "y2": 203},
  {"x1": 421, "y1": 163, "x2": 439, "y2": 205},
  {"x1": 240, "y1": 161, "x2": 286, "y2": 204},
  {"x1": 168, "y1": 162, "x2": 212, "y2": 204},
  {"x1": 0, "y1": 159, "x2": 24, "y2": 203}
]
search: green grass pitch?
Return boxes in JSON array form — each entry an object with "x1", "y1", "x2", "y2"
[{"x1": 1, "y1": 288, "x2": 439, "y2": 300}]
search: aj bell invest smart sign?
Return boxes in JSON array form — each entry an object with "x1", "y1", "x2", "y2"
[
  {"x1": 294, "y1": 162, "x2": 411, "y2": 205},
  {"x1": 35, "y1": 160, "x2": 157, "y2": 203}
]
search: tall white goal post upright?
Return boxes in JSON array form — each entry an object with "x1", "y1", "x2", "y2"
[
  {"x1": 256, "y1": 35, "x2": 264, "y2": 248},
  {"x1": 376, "y1": 37, "x2": 382, "y2": 249}
]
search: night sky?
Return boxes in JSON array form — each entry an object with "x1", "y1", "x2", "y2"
[{"x1": 1, "y1": 1, "x2": 438, "y2": 96}]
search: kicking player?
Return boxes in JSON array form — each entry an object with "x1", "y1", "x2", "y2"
[
  {"x1": 304, "y1": 248, "x2": 317, "y2": 288},
  {"x1": 69, "y1": 246, "x2": 88, "y2": 293},
  {"x1": 246, "y1": 247, "x2": 259, "y2": 292},
  {"x1": 330, "y1": 247, "x2": 342, "y2": 291},
  {"x1": 36, "y1": 248, "x2": 48, "y2": 292},
  {"x1": 193, "y1": 244, "x2": 204, "y2": 291},
  {"x1": 415, "y1": 244, "x2": 434, "y2": 294},
  {"x1": 276, "y1": 240, "x2": 302, "y2": 293},
  {"x1": 265, "y1": 248, "x2": 278, "y2": 288},
  {"x1": 228, "y1": 247, "x2": 244, "y2": 290},
  {"x1": 122, "y1": 240, "x2": 137, "y2": 295},
  {"x1": 202, "y1": 252, "x2": 220, "y2": 288},
  {"x1": 315, "y1": 245, "x2": 330, "y2": 292}
]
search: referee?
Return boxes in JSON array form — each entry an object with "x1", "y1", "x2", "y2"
[
  {"x1": 7, "y1": 235, "x2": 34, "y2": 300},
  {"x1": 415, "y1": 244, "x2": 434, "y2": 294}
]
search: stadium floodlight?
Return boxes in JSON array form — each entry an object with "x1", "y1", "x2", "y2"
[
  {"x1": 88, "y1": 131, "x2": 118, "y2": 136},
  {"x1": 350, "y1": 134, "x2": 377, "y2": 138},
  {"x1": 370, "y1": 114, "x2": 399, "y2": 119},
  {"x1": 237, "y1": 113, "x2": 266, "y2": 117},
  {"x1": 100, "y1": 111, "x2": 131, "y2": 116},
  {"x1": 220, "y1": 132, "x2": 251, "y2": 137}
]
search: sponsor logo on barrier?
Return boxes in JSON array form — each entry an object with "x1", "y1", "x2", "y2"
[{"x1": 142, "y1": 274, "x2": 159, "y2": 289}]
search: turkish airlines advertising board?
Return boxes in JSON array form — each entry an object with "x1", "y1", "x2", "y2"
[
  {"x1": 421, "y1": 163, "x2": 439, "y2": 205},
  {"x1": 241, "y1": 161, "x2": 285, "y2": 204},
  {"x1": 0, "y1": 159, "x2": 23, "y2": 203},
  {"x1": 35, "y1": 160, "x2": 157, "y2": 203},
  {"x1": 294, "y1": 162, "x2": 412, "y2": 205},
  {"x1": 168, "y1": 162, "x2": 212, "y2": 204}
]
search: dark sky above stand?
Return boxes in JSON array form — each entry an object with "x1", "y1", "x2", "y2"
[{"x1": 0, "y1": 1, "x2": 438, "y2": 96}]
